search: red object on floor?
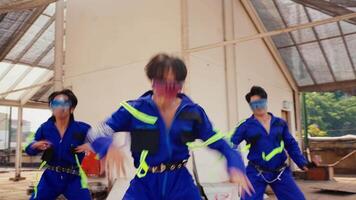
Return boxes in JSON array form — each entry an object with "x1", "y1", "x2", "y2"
[{"x1": 81, "y1": 151, "x2": 101, "y2": 177}]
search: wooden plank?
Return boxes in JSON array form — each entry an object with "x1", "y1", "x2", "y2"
[{"x1": 312, "y1": 182, "x2": 356, "y2": 194}]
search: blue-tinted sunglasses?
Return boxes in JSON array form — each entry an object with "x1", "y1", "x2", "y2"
[
  {"x1": 249, "y1": 99, "x2": 267, "y2": 111},
  {"x1": 50, "y1": 99, "x2": 72, "y2": 110}
]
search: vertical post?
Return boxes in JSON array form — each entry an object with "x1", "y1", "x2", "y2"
[
  {"x1": 302, "y1": 92, "x2": 309, "y2": 150},
  {"x1": 222, "y1": 0, "x2": 238, "y2": 130},
  {"x1": 8, "y1": 106, "x2": 12, "y2": 151},
  {"x1": 54, "y1": 0, "x2": 65, "y2": 91},
  {"x1": 294, "y1": 91, "x2": 303, "y2": 147},
  {"x1": 180, "y1": 0, "x2": 190, "y2": 95},
  {"x1": 11, "y1": 106, "x2": 25, "y2": 181}
]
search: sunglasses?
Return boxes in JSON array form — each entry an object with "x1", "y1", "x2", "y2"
[
  {"x1": 249, "y1": 99, "x2": 267, "y2": 110},
  {"x1": 50, "y1": 99, "x2": 72, "y2": 110},
  {"x1": 152, "y1": 80, "x2": 183, "y2": 91}
]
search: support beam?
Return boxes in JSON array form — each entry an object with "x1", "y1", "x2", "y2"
[
  {"x1": 299, "y1": 80, "x2": 356, "y2": 92},
  {"x1": 1, "y1": 68, "x2": 32, "y2": 99},
  {"x1": 0, "y1": 80, "x2": 54, "y2": 97},
  {"x1": 330, "y1": 0, "x2": 356, "y2": 7},
  {"x1": 240, "y1": 0, "x2": 299, "y2": 91},
  {"x1": 0, "y1": 99, "x2": 48, "y2": 109},
  {"x1": 222, "y1": 0, "x2": 239, "y2": 129},
  {"x1": 4, "y1": 58, "x2": 52, "y2": 69},
  {"x1": 20, "y1": 71, "x2": 54, "y2": 105},
  {"x1": 0, "y1": 0, "x2": 55, "y2": 14},
  {"x1": 54, "y1": 0, "x2": 64, "y2": 91},
  {"x1": 186, "y1": 12, "x2": 356, "y2": 53},
  {"x1": 291, "y1": 0, "x2": 356, "y2": 25},
  {"x1": 278, "y1": 31, "x2": 356, "y2": 49}
]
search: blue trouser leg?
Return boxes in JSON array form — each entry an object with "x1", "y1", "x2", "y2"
[
  {"x1": 243, "y1": 166, "x2": 305, "y2": 200},
  {"x1": 242, "y1": 166, "x2": 268, "y2": 200},
  {"x1": 270, "y1": 168, "x2": 305, "y2": 200},
  {"x1": 123, "y1": 167, "x2": 201, "y2": 200},
  {"x1": 30, "y1": 170, "x2": 91, "y2": 200},
  {"x1": 63, "y1": 174, "x2": 91, "y2": 200},
  {"x1": 30, "y1": 170, "x2": 63, "y2": 200}
]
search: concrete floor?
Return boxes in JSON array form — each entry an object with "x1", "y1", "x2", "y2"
[{"x1": 0, "y1": 170, "x2": 355, "y2": 200}]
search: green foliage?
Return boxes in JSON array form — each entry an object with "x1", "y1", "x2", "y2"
[
  {"x1": 307, "y1": 124, "x2": 327, "y2": 137},
  {"x1": 303, "y1": 92, "x2": 356, "y2": 136}
]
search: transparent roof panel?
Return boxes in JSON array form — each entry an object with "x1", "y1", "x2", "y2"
[
  {"x1": 298, "y1": 42, "x2": 334, "y2": 84},
  {"x1": 250, "y1": 0, "x2": 356, "y2": 90},
  {"x1": 250, "y1": 0, "x2": 285, "y2": 31},
  {"x1": 279, "y1": 46, "x2": 314, "y2": 86},
  {"x1": 340, "y1": 21, "x2": 356, "y2": 35},
  {"x1": 0, "y1": 62, "x2": 12, "y2": 78},
  {"x1": 5, "y1": 67, "x2": 50, "y2": 101},
  {"x1": 43, "y1": 3, "x2": 56, "y2": 16},
  {"x1": 321, "y1": 38, "x2": 355, "y2": 81},
  {"x1": 306, "y1": 8, "x2": 340, "y2": 39},
  {"x1": 21, "y1": 22, "x2": 54, "y2": 64},
  {"x1": 0, "y1": 63, "x2": 28, "y2": 94},
  {"x1": 0, "y1": 10, "x2": 32, "y2": 48},
  {"x1": 5, "y1": 15, "x2": 51, "y2": 61},
  {"x1": 272, "y1": 34, "x2": 294, "y2": 48},
  {"x1": 38, "y1": 47, "x2": 54, "y2": 68},
  {"x1": 345, "y1": 34, "x2": 356, "y2": 72},
  {"x1": 0, "y1": 4, "x2": 55, "y2": 104}
]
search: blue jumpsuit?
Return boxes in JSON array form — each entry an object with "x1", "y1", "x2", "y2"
[
  {"x1": 231, "y1": 113, "x2": 307, "y2": 200},
  {"x1": 25, "y1": 117, "x2": 91, "y2": 200},
  {"x1": 88, "y1": 91, "x2": 246, "y2": 200}
]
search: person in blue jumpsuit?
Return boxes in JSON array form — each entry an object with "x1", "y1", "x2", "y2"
[
  {"x1": 231, "y1": 86, "x2": 318, "y2": 200},
  {"x1": 25, "y1": 89, "x2": 91, "y2": 200},
  {"x1": 76, "y1": 53, "x2": 254, "y2": 200}
]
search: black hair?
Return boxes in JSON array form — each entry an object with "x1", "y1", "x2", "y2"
[
  {"x1": 48, "y1": 89, "x2": 78, "y2": 109},
  {"x1": 145, "y1": 53, "x2": 187, "y2": 82},
  {"x1": 245, "y1": 86, "x2": 268, "y2": 103}
]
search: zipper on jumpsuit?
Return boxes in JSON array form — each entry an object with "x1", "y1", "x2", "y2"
[
  {"x1": 150, "y1": 101, "x2": 187, "y2": 200},
  {"x1": 54, "y1": 122, "x2": 71, "y2": 181}
]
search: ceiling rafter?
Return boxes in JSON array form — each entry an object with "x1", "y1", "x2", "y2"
[{"x1": 291, "y1": 0, "x2": 356, "y2": 25}]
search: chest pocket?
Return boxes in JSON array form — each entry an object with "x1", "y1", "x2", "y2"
[
  {"x1": 131, "y1": 129, "x2": 160, "y2": 154},
  {"x1": 243, "y1": 133, "x2": 261, "y2": 152},
  {"x1": 178, "y1": 111, "x2": 202, "y2": 144},
  {"x1": 73, "y1": 132, "x2": 86, "y2": 144}
]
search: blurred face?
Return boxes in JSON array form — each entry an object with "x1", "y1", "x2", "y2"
[
  {"x1": 152, "y1": 69, "x2": 183, "y2": 104},
  {"x1": 249, "y1": 95, "x2": 268, "y2": 116},
  {"x1": 50, "y1": 94, "x2": 73, "y2": 120}
]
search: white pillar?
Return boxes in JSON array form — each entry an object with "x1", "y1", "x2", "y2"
[
  {"x1": 54, "y1": 0, "x2": 65, "y2": 91},
  {"x1": 12, "y1": 106, "x2": 24, "y2": 181},
  {"x1": 223, "y1": 0, "x2": 238, "y2": 129}
]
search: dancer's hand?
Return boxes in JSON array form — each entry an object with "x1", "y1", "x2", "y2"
[
  {"x1": 303, "y1": 155, "x2": 322, "y2": 171},
  {"x1": 100, "y1": 144, "x2": 127, "y2": 178},
  {"x1": 31, "y1": 140, "x2": 51, "y2": 151},
  {"x1": 312, "y1": 155, "x2": 322, "y2": 166},
  {"x1": 75, "y1": 143, "x2": 93, "y2": 153},
  {"x1": 229, "y1": 167, "x2": 255, "y2": 198}
]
